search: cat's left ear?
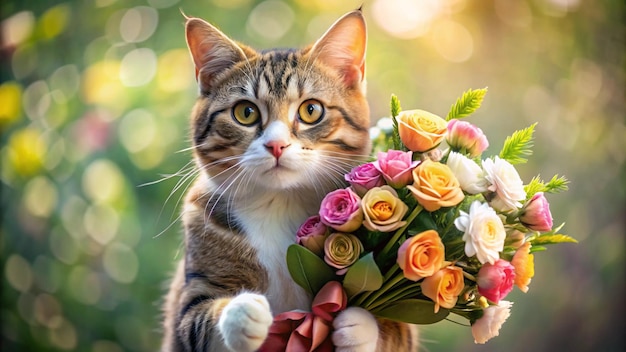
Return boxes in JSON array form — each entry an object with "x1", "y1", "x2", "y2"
[{"x1": 310, "y1": 10, "x2": 367, "y2": 90}]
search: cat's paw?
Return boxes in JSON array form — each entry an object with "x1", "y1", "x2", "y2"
[
  {"x1": 218, "y1": 293, "x2": 273, "y2": 352},
  {"x1": 332, "y1": 307, "x2": 379, "y2": 352}
]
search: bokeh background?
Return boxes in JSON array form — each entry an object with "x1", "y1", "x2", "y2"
[{"x1": 1, "y1": 0, "x2": 624, "y2": 351}]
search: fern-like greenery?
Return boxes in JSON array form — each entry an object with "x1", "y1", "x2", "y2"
[
  {"x1": 446, "y1": 87, "x2": 488, "y2": 120},
  {"x1": 499, "y1": 123, "x2": 536, "y2": 164},
  {"x1": 524, "y1": 174, "x2": 570, "y2": 199},
  {"x1": 390, "y1": 94, "x2": 403, "y2": 151}
]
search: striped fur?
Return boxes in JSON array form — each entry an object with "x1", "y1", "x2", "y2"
[{"x1": 161, "y1": 10, "x2": 418, "y2": 351}]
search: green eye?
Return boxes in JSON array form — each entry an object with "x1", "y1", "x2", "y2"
[
  {"x1": 298, "y1": 99, "x2": 324, "y2": 124},
  {"x1": 232, "y1": 101, "x2": 260, "y2": 125}
]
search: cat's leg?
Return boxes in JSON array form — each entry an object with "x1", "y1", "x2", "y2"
[
  {"x1": 174, "y1": 288, "x2": 272, "y2": 352},
  {"x1": 332, "y1": 307, "x2": 379, "y2": 352},
  {"x1": 333, "y1": 307, "x2": 419, "y2": 352},
  {"x1": 217, "y1": 292, "x2": 273, "y2": 352}
]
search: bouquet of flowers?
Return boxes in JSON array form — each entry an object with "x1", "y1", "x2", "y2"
[{"x1": 265, "y1": 88, "x2": 576, "y2": 350}]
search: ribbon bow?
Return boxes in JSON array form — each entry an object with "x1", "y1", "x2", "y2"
[{"x1": 260, "y1": 281, "x2": 347, "y2": 352}]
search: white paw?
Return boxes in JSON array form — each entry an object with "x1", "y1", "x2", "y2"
[
  {"x1": 332, "y1": 307, "x2": 379, "y2": 352},
  {"x1": 218, "y1": 293, "x2": 273, "y2": 352}
]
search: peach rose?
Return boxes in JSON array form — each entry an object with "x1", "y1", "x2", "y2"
[
  {"x1": 397, "y1": 230, "x2": 445, "y2": 281},
  {"x1": 421, "y1": 265, "x2": 465, "y2": 313},
  {"x1": 361, "y1": 186, "x2": 409, "y2": 232},
  {"x1": 397, "y1": 109, "x2": 447, "y2": 152},
  {"x1": 407, "y1": 159, "x2": 465, "y2": 212}
]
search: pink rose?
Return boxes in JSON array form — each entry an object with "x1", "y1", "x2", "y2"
[
  {"x1": 520, "y1": 192, "x2": 553, "y2": 232},
  {"x1": 296, "y1": 215, "x2": 329, "y2": 256},
  {"x1": 344, "y1": 162, "x2": 385, "y2": 197},
  {"x1": 446, "y1": 119, "x2": 489, "y2": 158},
  {"x1": 477, "y1": 259, "x2": 515, "y2": 303},
  {"x1": 319, "y1": 188, "x2": 363, "y2": 232},
  {"x1": 373, "y1": 150, "x2": 420, "y2": 188}
]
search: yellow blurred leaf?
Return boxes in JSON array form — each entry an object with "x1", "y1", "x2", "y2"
[
  {"x1": 39, "y1": 4, "x2": 70, "y2": 40},
  {"x1": 6, "y1": 127, "x2": 46, "y2": 176},
  {"x1": 0, "y1": 82, "x2": 23, "y2": 125}
]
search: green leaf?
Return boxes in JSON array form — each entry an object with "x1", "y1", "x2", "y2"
[
  {"x1": 390, "y1": 95, "x2": 403, "y2": 150},
  {"x1": 374, "y1": 299, "x2": 450, "y2": 324},
  {"x1": 286, "y1": 245, "x2": 336, "y2": 295},
  {"x1": 390, "y1": 94, "x2": 402, "y2": 118},
  {"x1": 544, "y1": 174, "x2": 569, "y2": 193},
  {"x1": 446, "y1": 87, "x2": 488, "y2": 120},
  {"x1": 530, "y1": 234, "x2": 578, "y2": 246},
  {"x1": 525, "y1": 174, "x2": 569, "y2": 199},
  {"x1": 343, "y1": 253, "x2": 384, "y2": 298},
  {"x1": 499, "y1": 122, "x2": 536, "y2": 164}
]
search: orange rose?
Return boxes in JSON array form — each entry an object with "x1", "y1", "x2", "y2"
[
  {"x1": 397, "y1": 230, "x2": 445, "y2": 281},
  {"x1": 407, "y1": 159, "x2": 465, "y2": 212},
  {"x1": 511, "y1": 241, "x2": 535, "y2": 293},
  {"x1": 421, "y1": 265, "x2": 465, "y2": 313},
  {"x1": 397, "y1": 109, "x2": 447, "y2": 152}
]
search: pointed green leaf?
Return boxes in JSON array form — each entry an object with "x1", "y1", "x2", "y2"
[
  {"x1": 374, "y1": 299, "x2": 450, "y2": 324},
  {"x1": 286, "y1": 245, "x2": 336, "y2": 295},
  {"x1": 390, "y1": 94, "x2": 402, "y2": 118},
  {"x1": 343, "y1": 253, "x2": 384, "y2": 298},
  {"x1": 499, "y1": 123, "x2": 536, "y2": 164},
  {"x1": 446, "y1": 87, "x2": 488, "y2": 120},
  {"x1": 544, "y1": 174, "x2": 569, "y2": 193}
]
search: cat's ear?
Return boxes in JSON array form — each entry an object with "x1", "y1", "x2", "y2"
[
  {"x1": 185, "y1": 17, "x2": 248, "y2": 92},
  {"x1": 310, "y1": 10, "x2": 367, "y2": 90}
]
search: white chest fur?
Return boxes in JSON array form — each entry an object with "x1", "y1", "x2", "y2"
[{"x1": 236, "y1": 191, "x2": 316, "y2": 315}]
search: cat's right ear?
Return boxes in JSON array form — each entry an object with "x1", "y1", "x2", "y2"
[{"x1": 185, "y1": 17, "x2": 247, "y2": 92}]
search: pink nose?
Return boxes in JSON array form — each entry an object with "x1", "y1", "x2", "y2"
[{"x1": 264, "y1": 140, "x2": 290, "y2": 159}]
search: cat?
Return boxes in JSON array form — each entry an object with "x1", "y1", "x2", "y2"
[{"x1": 161, "y1": 9, "x2": 418, "y2": 352}]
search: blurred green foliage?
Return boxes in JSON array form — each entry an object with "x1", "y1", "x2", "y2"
[{"x1": 1, "y1": 0, "x2": 624, "y2": 351}]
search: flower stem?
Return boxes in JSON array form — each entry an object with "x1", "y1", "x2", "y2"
[
  {"x1": 362, "y1": 273, "x2": 405, "y2": 309},
  {"x1": 368, "y1": 284, "x2": 422, "y2": 312},
  {"x1": 378, "y1": 205, "x2": 424, "y2": 261}
]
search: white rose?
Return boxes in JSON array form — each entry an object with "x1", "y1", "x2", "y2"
[
  {"x1": 472, "y1": 301, "x2": 513, "y2": 344},
  {"x1": 446, "y1": 152, "x2": 488, "y2": 194},
  {"x1": 454, "y1": 201, "x2": 506, "y2": 265},
  {"x1": 482, "y1": 157, "x2": 526, "y2": 213}
]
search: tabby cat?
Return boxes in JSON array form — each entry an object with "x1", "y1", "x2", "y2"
[{"x1": 161, "y1": 10, "x2": 418, "y2": 352}]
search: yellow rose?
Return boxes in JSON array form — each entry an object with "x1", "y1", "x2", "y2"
[
  {"x1": 421, "y1": 265, "x2": 465, "y2": 313},
  {"x1": 397, "y1": 109, "x2": 447, "y2": 152},
  {"x1": 397, "y1": 230, "x2": 445, "y2": 281},
  {"x1": 407, "y1": 159, "x2": 465, "y2": 212},
  {"x1": 323, "y1": 233, "x2": 363, "y2": 272},
  {"x1": 361, "y1": 186, "x2": 409, "y2": 232}
]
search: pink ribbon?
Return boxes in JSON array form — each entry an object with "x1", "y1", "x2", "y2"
[{"x1": 259, "y1": 281, "x2": 347, "y2": 352}]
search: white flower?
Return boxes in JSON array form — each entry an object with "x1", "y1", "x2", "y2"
[
  {"x1": 454, "y1": 201, "x2": 506, "y2": 264},
  {"x1": 446, "y1": 152, "x2": 488, "y2": 194},
  {"x1": 482, "y1": 157, "x2": 526, "y2": 213},
  {"x1": 472, "y1": 301, "x2": 513, "y2": 344}
]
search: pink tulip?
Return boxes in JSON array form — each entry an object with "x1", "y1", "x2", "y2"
[
  {"x1": 477, "y1": 259, "x2": 515, "y2": 303},
  {"x1": 373, "y1": 150, "x2": 419, "y2": 188},
  {"x1": 520, "y1": 192, "x2": 553, "y2": 232},
  {"x1": 446, "y1": 119, "x2": 489, "y2": 158}
]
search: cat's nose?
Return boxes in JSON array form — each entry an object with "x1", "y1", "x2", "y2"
[{"x1": 264, "y1": 140, "x2": 290, "y2": 159}]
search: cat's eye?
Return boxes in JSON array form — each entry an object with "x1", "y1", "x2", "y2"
[
  {"x1": 298, "y1": 99, "x2": 324, "y2": 124},
  {"x1": 232, "y1": 101, "x2": 260, "y2": 126}
]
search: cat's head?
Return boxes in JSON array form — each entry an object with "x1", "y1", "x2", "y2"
[{"x1": 185, "y1": 10, "x2": 371, "y2": 197}]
